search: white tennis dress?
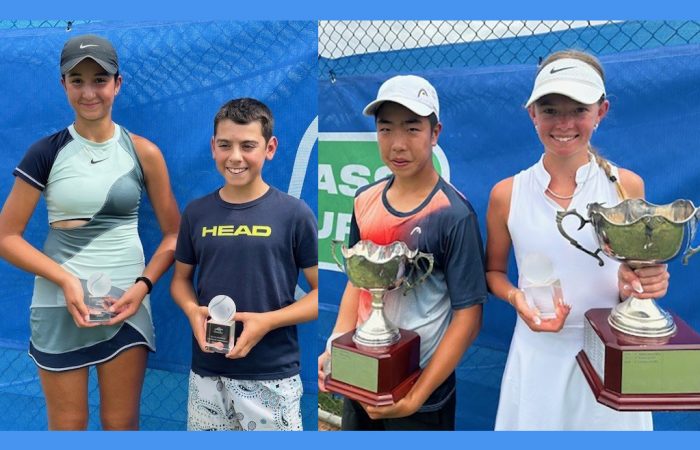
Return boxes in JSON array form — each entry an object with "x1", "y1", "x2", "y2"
[{"x1": 494, "y1": 155, "x2": 653, "y2": 430}]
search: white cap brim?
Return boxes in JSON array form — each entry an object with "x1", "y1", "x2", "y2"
[
  {"x1": 363, "y1": 96, "x2": 436, "y2": 118},
  {"x1": 526, "y1": 79, "x2": 604, "y2": 107},
  {"x1": 526, "y1": 58, "x2": 606, "y2": 107}
]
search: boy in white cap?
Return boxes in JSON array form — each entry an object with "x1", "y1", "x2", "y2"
[{"x1": 318, "y1": 75, "x2": 487, "y2": 430}]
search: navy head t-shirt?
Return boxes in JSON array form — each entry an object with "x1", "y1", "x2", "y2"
[{"x1": 175, "y1": 187, "x2": 318, "y2": 380}]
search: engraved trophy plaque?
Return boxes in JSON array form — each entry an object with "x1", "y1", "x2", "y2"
[
  {"x1": 205, "y1": 295, "x2": 236, "y2": 353},
  {"x1": 86, "y1": 272, "x2": 116, "y2": 322},
  {"x1": 325, "y1": 240, "x2": 434, "y2": 406},
  {"x1": 557, "y1": 198, "x2": 700, "y2": 410}
]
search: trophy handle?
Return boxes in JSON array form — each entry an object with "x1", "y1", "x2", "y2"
[
  {"x1": 403, "y1": 252, "x2": 435, "y2": 293},
  {"x1": 555, "y1": 209, "x2": 605, "y2": 267},
  {"x1": 682, "y1": 208, "x2": 700, "y2": 265},
  {"x1": 330, "y1": 240, "x2": 346, "y2": 273}
]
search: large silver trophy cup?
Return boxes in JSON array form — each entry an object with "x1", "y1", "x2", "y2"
[
  {"x1": 331, "y1": 239, "x2": 434, "y2": 350},
  {"x1": 325, "y1": 239, "x2": 434, "y2": 406},
  {"x1": 557, "y1": 198, "x2": 700, "y2": 337},
  {"x1": 556, "y1": 199, "x2": 700, "y2": 411}
]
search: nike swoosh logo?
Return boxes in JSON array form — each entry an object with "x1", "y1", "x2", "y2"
[
  {"x1": 550, "y1": 66, "x2": 575, "y2": 74},
  {"x1": 90, "y1": 158, "x2": 108, "y2": 164},
  {"x1": 80, "y1": 43, "x2": 99, "y2": 49}
]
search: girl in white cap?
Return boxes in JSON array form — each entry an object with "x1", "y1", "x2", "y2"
[
  {"x1": 485, "y1": 49, "x2": 667, "y2": 430},
  {"x1": 0, "y1": 34, "x2": 180, "y2": 429}
]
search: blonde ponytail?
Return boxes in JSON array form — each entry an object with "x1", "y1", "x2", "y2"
[{"x1": 588, "y1": 144, "x2": 627, "y2": 200}]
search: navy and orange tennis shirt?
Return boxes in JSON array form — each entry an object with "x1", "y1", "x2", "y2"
[{"x1": 349, "y1": 175, "x2": 488, "y2": 368}]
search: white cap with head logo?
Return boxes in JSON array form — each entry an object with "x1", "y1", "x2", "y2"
[
  {"x1": 363, "y1": 75, "x2": 440, "y2": 120},
  {"x1": 526, "y1": 58, "x2": 606, "y2": 107}
]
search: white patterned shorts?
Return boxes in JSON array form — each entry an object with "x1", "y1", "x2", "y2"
[{"x1": 187, "y1": 371, "x2": 303, "y2": 431}]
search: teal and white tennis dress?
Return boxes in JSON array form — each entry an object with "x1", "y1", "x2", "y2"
[{"x1": 14, "y1": 123, "x2": 155, "y2": 371}]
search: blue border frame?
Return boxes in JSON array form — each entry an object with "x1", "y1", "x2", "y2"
[{"x1": 3, "y1": 0, "x2": 700, "y2": 446}]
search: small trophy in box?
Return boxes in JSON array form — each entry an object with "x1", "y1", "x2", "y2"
[
  {"x1": 205, "y1": 295, "x2": 237, "y2": 353},
  {"x1": 86, "y1": 272, "x2": 116, "y2": 323}
]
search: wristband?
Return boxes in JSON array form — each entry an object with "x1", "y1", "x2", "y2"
[
  {"x1": 326, "y1": 332, "x2": 345, "y2": 352},
  {"x1": 507, "y1": 288, "x2": 519, "y2": 305},
  {"x1": 135, "y1": 276, "x2": 153, "y2": 294}
]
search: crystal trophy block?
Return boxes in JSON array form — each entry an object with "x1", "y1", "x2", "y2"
[
  {"x1": 205, "y1": 295, "x2": 236, "y2": 353},
  {"x1": 86, "y1": 272, "x2": 116, "y2": 322},
  {"x1": 520, "y1": 253, "x2": 562, "y2": 320}
]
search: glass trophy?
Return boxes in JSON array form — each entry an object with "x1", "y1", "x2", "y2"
[
  {"x1": 205, "y1": 294, "x2": 236, "y2": 353},
  {"x1": 520, "y1": 253, "x2": 562, "y2": 319},
  {"x1": 86, "y1": 272, "x2": 116, "y2": 322}
]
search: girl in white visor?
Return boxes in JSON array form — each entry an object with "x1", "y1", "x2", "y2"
[{"x1": 485, "y1": 49, "x2": 668, "y2": 430}]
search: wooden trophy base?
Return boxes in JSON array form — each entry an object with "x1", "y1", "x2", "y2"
[
  {"x1": 577, "y1": 308, "x2": 700, "y2": 411},
  {"x1": 326, "y1": 329, "x2": 421, "y2": 406}
]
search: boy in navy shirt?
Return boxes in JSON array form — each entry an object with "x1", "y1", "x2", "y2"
[{"x1": 171, "y1": 98, "x2": 318, "y2": 431}]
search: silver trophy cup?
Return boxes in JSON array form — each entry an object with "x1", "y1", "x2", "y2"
[
  {"x1": 331, "y1": 240, "x2": 434, "y2": 351},
  {"x1": 557, "y1": 198, "x2": 700, "y2": 338}
]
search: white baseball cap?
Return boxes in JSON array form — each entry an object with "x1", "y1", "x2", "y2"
[
  {"x1": 525, "y1": 58, "x2": 606, "y2": 107},
  {"x1": 363, "y1": 75, "x2": 440, "y2": 120}
]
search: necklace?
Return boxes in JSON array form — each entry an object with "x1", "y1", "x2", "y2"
[
  {"x1": 545, "y1": 187, "x2": 575, "y2": 199},
  {"x1": 544, "y1": 151, "x2": 595, "y2": 200}
]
